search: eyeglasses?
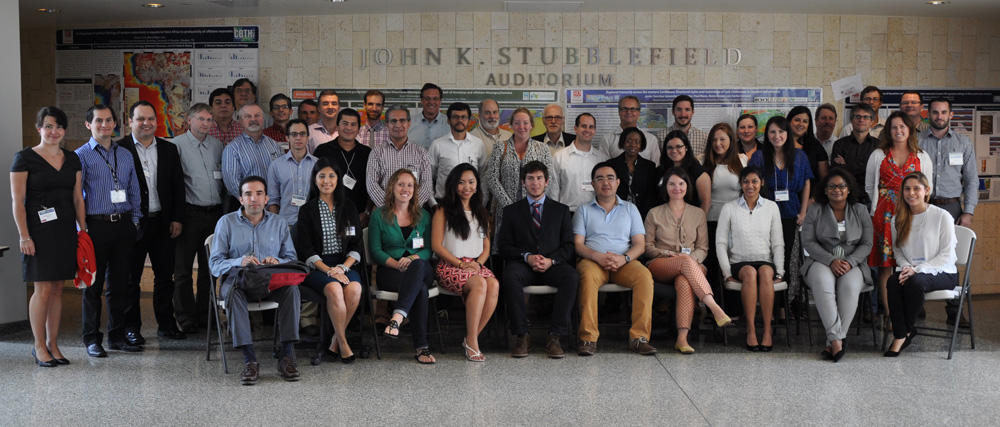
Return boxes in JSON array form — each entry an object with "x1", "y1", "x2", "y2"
[
  {"x1": 619, "y1": 107, "x2": 640, "y2": 113},
  {"x1": 543, "y1": 115, "x2": 564, "y2": 121},
  {"x1": 852, "y1": 115, "x2": 872, "y2": 121},
  {"x1": 272, "y1": 105, "x2": 290, "y2": 111},
  {"x1": 665, "y1": 145, "x2": 686, "y2": 151},
  {"x1": 826, "y1": 184, "x2": 849, "y2": 191},
  {"x1": 288, "y1": 131, "x2": 309, "y2": 138},
  {"x1": 862, "y1": 97, "x2": 881, "y2": 103},
  {"x1": 593, "y1": 176, "x2": 618, "y2": 183}
]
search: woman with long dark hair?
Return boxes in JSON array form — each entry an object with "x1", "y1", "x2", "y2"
[
  {"x1": 658, "y1": 130, "x2": 710, "y2": 213},
  {"x1": 432, "y1": 163, "x2": 499, "y2": 362},
  {"x1": 294, "y1": 158, "x2": 363, "y2": 363},
  {"x1": 786, "y1": 106, "x2": 829, "y2": 182}
]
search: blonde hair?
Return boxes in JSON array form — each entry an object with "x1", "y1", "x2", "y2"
[{"x1": 893, "y1": 171, "x2": 932, "y2": 248}]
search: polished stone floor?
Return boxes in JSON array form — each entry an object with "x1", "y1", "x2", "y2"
[{"x1": 1, "y1": 288, "x2": 997, "y2": 426}]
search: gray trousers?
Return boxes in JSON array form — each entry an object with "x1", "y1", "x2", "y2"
[
  {"x1": 805, "y1": 263, "x2": 865, "y2": 344},
  {"x1": 221, "y1": 281, "x2": 301, "y2": 348}
]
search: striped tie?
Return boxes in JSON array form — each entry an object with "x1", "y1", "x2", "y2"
[{"x1": 532, "y1": 202, "x2": 542, "y2": 231}]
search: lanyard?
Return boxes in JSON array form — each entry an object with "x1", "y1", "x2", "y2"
[
  {"x1": 774, "y1": 164, "x2": 789, "y2": 192},
  {"x1": 340, "y1": 149, "x2": 357, "y2": 178},
  {"x1": 98, "y1": 144, "x2": 121, "y2": 191}
]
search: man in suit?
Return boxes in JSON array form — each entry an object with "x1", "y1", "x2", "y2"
[
  {"x1": 532, "y1": 104, "x2": 576, "y2": 155},
  {"x1": 118, "y1": 100, "x2": 187, "y2": 343},
  {"x1": 496, "y1": 161, "x2": 579, "y2": 359}
]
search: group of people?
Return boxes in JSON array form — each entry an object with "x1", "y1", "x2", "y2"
[{"x1": 12, "y1": 81, "x2": 975, "y2": 385}]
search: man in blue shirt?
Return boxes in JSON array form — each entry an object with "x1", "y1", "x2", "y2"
[
  {"x1": 266, "y1": 119, "x2": 316, "y2": 226},
  {"x1": 221, "y1": 103, "x2": 282, "y2": 210},
  {"x1": 76, "y1": 104, "x2": 144, "y2": 357},
  {"x1": 209, "y1": 176, "x2": 301, "y2": 385},
  {"x1": 573, "y1": 162, "x2": 656, "y2": 356}
]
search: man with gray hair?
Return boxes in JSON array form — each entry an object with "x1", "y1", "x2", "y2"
[
  {"x1": 222, "y1": 104, "x2": 282, "y2": 203},
  {"x1": 815, "y1": 103, "x2": 839, "y2": 157},
  {"x1": 366, "y1": 105, "x2": 434, "y2": 206},
  {"x1": 470, "y1": 98, "x2": 512, "y2": 160},
  {"x1": 172, "y1": 103, "x2": 226, "y2": 333}
]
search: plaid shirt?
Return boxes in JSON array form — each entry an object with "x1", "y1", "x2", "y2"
[
  {"x1": 262, "y1": 123, "x2": 287, "y2": 143},
  {"x1": 358, "y1": 121, "x2": 390, "y2": 148},
  {"x1": 208, "y1": 120, "x2": 243, "y2": 145}
]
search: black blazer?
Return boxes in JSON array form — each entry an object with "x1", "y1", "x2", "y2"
[
  {"x1": 293, "y1": 197, "x2": 364, "y2": 264},
  {"x1": 117, "y1": 135, "x2": 185, "y2": 228},
  {"x1": 531, "y1": 132, "x2": 576, "y2": 147},
  {"x1": 496, "y1": 197, "x2": 574, "y2": 264},
  {"x1": 608, "y1": 153, "x2": 658, "y2": 218}
]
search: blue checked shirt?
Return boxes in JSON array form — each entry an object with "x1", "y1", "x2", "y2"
[
  {"x1": 75, "y1": 138, "x2": 142, "y2": 224},
  {"x1": 222, "y1": 133, "x2": 283, "y2": 197},
  {"x1": 266, "y1": 151, "x2": 317, "y2": 226},
  {"x1": 209, "y1": 210, "x2": 297, "y2": 278}
]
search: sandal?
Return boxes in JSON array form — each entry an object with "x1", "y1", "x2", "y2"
[
  {"x1": 382, "y1": 320, "x2": 400, "y2": 340},
  {"x1": 414, "y1": 348, "x2": 436, "y2": 364},
  {"x1": 462, "y1": 338, "x2": 485, "y2": 362}
]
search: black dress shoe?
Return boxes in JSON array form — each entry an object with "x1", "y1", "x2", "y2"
[
  {"x1": 108, "y1": 342, "x2": 144, "y2": 352},
  {"x1": 277, "y1": 357, "x2": 301, "y2": 381},
  {"x1": 820, "y1": 349, "x2": 832, "y2": 360},
  {"x1": 179, "y1": 323, "x2": 198, "y2": 334},
  {"x1": 832, "y1": 348, "x2": 846, "y2": 363},
  {"x1": 46, "y1": 347, "x2": 70, "y2": 365},
  {"x1": 746, "y1": 344, "x2": 760, "y2": 352},
  {"x1": 87, "y1": 343, "x2": 107, "y2": 358},
  {"x1": 759, "y1": 345, "x2": 773, "y2": 352},
  {"x1": 900, "y1": 330, "x2": 917, "y2": 351},
  {"x1": 126, "y1": 332, "x2": 146, "y2": 345},
  {"x1": 241, "y1": 362, "x2": 259, "y2": 385},
  {"x1": 32, "y1": 350, "x2": 57, "y2": 367},
  {"x1": 157, "y1": 329, "x2": 187, "y2": 340}
]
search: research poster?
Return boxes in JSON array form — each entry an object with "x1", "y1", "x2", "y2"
[{"x1": 56, "y1": 26, "x2": 260, "y2": 139}]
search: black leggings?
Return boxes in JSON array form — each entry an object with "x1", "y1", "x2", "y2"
[{"x1": 886, "y1": 271, "x2": 957, "y2": 339}]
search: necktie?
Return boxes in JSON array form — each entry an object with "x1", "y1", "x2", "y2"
[
  {"x1": 367, "y1": 125, "x2": 374, "y2": 147},
  {"x1": 532, "y1": 202, "x2": 542, "y2": 231}
]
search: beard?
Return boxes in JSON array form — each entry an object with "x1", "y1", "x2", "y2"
[
  {"x1": 480, "y1": 118, "x2": 499, "y2": 131},
  {"x1": 930, "y1": 120, "x2": 949, "y2": 131}
]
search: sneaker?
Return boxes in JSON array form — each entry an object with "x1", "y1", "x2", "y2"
[
  {"x1": 629, "y1": 337, "x2": 657, "y2": 355},
  {"x1": 577, "y1": 340, "x2": 597, "y2": 356},
  {"x1": 545, "y1": 334, "x2": 565, "y2": 359},
  {"x1": 511, "y1": 333, "x2": 530, "y2": 358}
]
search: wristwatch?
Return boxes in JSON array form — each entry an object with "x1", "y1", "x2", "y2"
[{"x1": 624, "y1": 254, "x2": 632, "y2": 263}]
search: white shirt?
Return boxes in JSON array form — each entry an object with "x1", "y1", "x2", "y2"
[
  {"x1": 307, "y1": 122, "x2": 338, "y2": 154},
  {"x1": 133, "y1": 137, "x2": 161, "y2": 213},
  {"x1": 891, "y1": 205, "x2": 958, "y2": 275},
  {"x1": 820, "y1": 135, "x2": 836, "y2": 158},
  {"x1": 600, "y1": 128, "x2": 661, "y2": 167},
  {"x1": 428, "y1": 132, "x2": 487, "y2": 200},
  {"x1": 551, "y1": 142, "x2": 607, "y2": 212}
]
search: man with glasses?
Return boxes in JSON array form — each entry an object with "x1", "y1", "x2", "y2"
[
  {"x1": 573, "y1": 162, "x2": 657, "y2": 356},
  {"x1": 266, "y1": 119, "x2": 316, "y2": 227},
  {"x1": 222, "y1": 104, "x2": 283, "y2": 210},
  {"x1": 315, "y1": 109, "x2": 373, "y2": 216},
  {"x1": 428, "y1": 102, "x2": 486, "y2": 200},
  {"x1": 532, "y1": 104, "x2": 576, "y2": 155},
  {"x1": 408, "y1": 83, "x2": 449, "y2": 150},
  {"x1": 659, "y1": 95, "x2": 708, "y2": 162},
  {"x1": 900, "y1": 91, "x2": 929, "y2": 133},
  {"x1": 308, "y1": 90, "x2": 341, "y2": 154},
  {"x1": 831, "y1": 103, "x2": 878, "y2": 207},
  {"x1": 841, "y1": 86, "x2": 886, "y2": 138},
  {"x1": 263, "y1": 93, "x2": 293, "y2": 147},
  {"x1": 172, "y1": 103, "x2": 226, "y2": 334},
  {"x1": 601, "y1": 95, "x2": 661, "y2": 166},
  {"x1": 358, "y1": 89, "x2": 390, "y2": 148},
  {"x1": 366, "y1": 105, "x2": 433, "y2": 207}
]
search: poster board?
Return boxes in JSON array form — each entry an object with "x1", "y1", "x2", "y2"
[{"x1": 56, "y1": 26, "x2": 260, "y2": 140}]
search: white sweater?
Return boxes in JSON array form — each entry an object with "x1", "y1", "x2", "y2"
[
  {"x1": 864, "y1": 149, "x2": 933, "y2": 214},
  {"x1": 715, "y1": 196, "x2": 785, "y2": 279},
  {"x1": 890, "y1": 204, "x2": 957, "y2": 275}
]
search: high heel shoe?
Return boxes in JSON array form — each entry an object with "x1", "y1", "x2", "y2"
[
  {"x1": 759, "y1": 344, "x2": 773, "y2": 352},
  {"x1": 48, "y1": 347, "x2": 69, "y2": 365},
  {"x1": 831, "y1": 348, "x2": 845, "y2": 363},
  {"x1": 32, "y1": 349, "x2": 57, "y2": 368},
  {"x1": 900, "y1": 330, "x2": 917, "y2": 351}
]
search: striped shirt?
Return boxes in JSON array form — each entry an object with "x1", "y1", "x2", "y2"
[
  {"x1": 358, "y1": 120, "x2": 390, "y2": 148},
  {"x1": 208, "y1": 210, "x2": 297, "y2": 278},
  {"x1": 366, "y1": 139, "x2": 433, "y2": 207},
  {"x1": 266, "y1": 151, "x2": 317, "y2": 226},
  {"x1": 208, "y1": 120, "x2": 243, "y2": 145},
  {"x1": 222, "y1": 133, "x2": 282, "y2": 198},
  {"x1": 657, "y1": 124, "x2": 709, "y2": 163},
  {"x1": 307, "y1": 123, "x2": 338, "y2": 154},
  {"x1": 76, "y1": 138, "x2": 143, "y2": 223}
]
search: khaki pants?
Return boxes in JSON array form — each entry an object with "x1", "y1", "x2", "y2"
[{"x1": 576, "y1": 259, "x2": 654, "y2": 342}]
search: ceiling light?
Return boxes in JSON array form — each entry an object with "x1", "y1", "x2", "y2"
[
  {"x1": 37, "y1": 8, "x2": 61, "y2": 13},
  {"x1": 926, "y1": 1, "x2": 949, "y2": 4},
  {"x1": 329, "y1": 0, "x2": 346, "y2": 2},
  {"x1": 142, "y1": 3, "x2": 166, "y2": 7}
]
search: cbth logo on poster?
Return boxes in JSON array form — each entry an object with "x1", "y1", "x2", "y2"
[{"x1": 233, "y1": 27, "x2": 256, "y2": 42}]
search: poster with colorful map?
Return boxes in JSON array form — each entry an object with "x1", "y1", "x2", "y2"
[{"x1": 123, "y1": 52, "x2": 192, "y2": 138}]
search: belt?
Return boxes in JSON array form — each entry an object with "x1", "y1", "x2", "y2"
[
  {"x1": 147, "y1": 211, "x2": 160, "y2": 218},
  {"x1": 931, "y1": 197, "x2": 960, "y2": 205},
  {"x1": 87, "y1": 213, "x2": 131, "y2": 222},
  {"x1": 186, "y1": 204, "x2": 222, "y2": 213}
]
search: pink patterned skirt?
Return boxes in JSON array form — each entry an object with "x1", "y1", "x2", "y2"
[{"x1": 435, "y1": 257, "x2": 496, "y2": 298}]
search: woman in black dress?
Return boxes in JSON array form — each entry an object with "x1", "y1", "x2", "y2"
[{"x1": 11, "y1": 106, "x2": 86, "y2": 367}]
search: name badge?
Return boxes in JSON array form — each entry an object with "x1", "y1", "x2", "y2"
[
  {"x1": 143, "y1": 169, "x2": 152, "y2": 178},
  {"x1": 478, "y1": 227, "x2": 486, "y2": 239},
  {"x1": 343, "y1": 174, "x2": 357, "y2": 190},
  {"x1": 413, "y1": 237, "x2": 425, "y2": 249},
  {"x1": 38, "y1": 207, "x2": 57, "y2": 223},
  {"x1": 213, "y1": 171, "x2": 222, "y2": 180},
  {"x1": 681, "y1": 247, "x2": 692, "y2": 255},
  {"x1": 290, "y1": 195, "x2": 307, "y2": 207},
  {"x1": 913, "y1": 257, "x2": 926, "y2": 262},
  {"x1": 949, "y1": 152, "x2": 963, "y2": 166},
  {"x1": 837, "y1": 222, "x2": 847, "y2": 233},
  {"x1": 280, "y1": 142, "x2": 290, "y2": 152},
  {"x1": 775, "y1": 190, "x2": 790, "y2": 202},
  {"x1": 582, "y1": 181, "x2": 594, "y2": 192},
  {"x1": 110, "y1": 189, "x2": 127, "y2": 203},
  {"x1": 346, "y1": 226, "x2": 357, "y2": 236}
]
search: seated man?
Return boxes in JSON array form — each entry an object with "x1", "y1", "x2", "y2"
[
  {"x1": 209, "y1": 176, "x2": 301, "y2": 385},
  {"x1": 496, "y1": 161, "x2": 578, "y2": 359},
  {"x1": 573, "y1": 162, "x2": 656, "y2": 356}
]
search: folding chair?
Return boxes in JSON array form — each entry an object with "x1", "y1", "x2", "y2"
[
  {"x1": 362, "y1": 228, "x2": 445, "y2": 359},
  {"x1": 798, "y1": 283, "x2": 878, "y2": 347},
  {"x1": 880, "y1": 226, "x2": 976, "y2": 360},
  {"x1": 203, "y1": 234, "x2": 279, "y2": 374},
  {"x1": 719, "y1": 276, "x2": 792, "y2": 347}
]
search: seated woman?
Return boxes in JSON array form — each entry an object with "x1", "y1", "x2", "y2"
[
  {"x1": 801, "y1": 168, "x2": 873, "y2": 362},
  {"x1": 369, "y1": 169, "x2": 436, "y2": 364},
  {"x1": 884, "y1": 171, "x2": 958, "y2": 357},
  {"x1": 431, "y1": 163, "x2": 500, "y2": 362},
  {"x1": 715, "y1": 165, "x2": 784, "y2": 352},
  {"x1": 294, "y1": 158, "x2": 363, "y2": 363},
  {"x1": 644, "y1": 167, "x2": 731, "y2": 354}
]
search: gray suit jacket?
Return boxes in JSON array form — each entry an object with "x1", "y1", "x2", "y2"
[{"x1": 800, "y1": 202, "x2": 873, "y2": 286}]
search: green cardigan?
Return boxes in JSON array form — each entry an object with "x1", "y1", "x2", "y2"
[{"x1": 368, "y1": 206, "x2": 432, "y2": 266}]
